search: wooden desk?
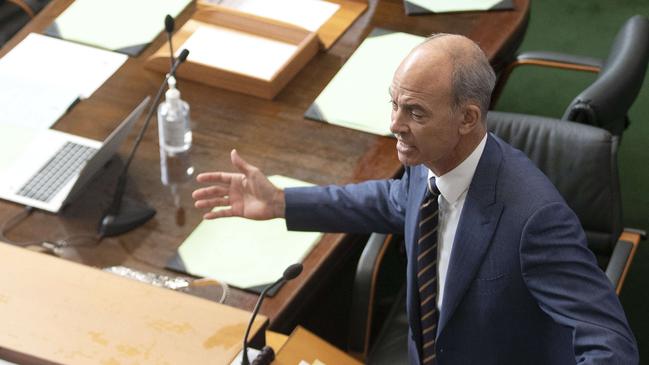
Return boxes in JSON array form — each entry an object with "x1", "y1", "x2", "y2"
[
  {"x1": 0, "y1": 0, "x2": 529, "y2": 333},
  {"x1": 0, "y1": 242, "x2": 266, "y2": 365}
]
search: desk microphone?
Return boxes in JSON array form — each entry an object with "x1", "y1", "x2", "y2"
[
  {"x1": 164, "y1": 15, "x2": 175, "y2": 70},
  {"x1": 98, "y1": 49, "x2": 190, "y2": 237},
  {"x1": 241, "y1": 263, "x2": 303, "y2": 365}
]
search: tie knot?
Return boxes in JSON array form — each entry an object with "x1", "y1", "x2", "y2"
[{"x1": 427, "y1": 177, "x2": 440, "y2": 197}]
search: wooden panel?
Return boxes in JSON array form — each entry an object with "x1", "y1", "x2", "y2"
[
  {"x1": 146, "y1": 4, "x2": 319, "y2": 99},
  {"x1": 0, "y1": 242, "x2": 265, "y2": 365},
  {"x1": 275, "y1": 326, "x2": 362, "y2": 365}
]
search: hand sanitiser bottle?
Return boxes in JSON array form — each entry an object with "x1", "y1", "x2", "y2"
[{"x1": 157, "y1": 76, "x2": 192, "y2": 155}]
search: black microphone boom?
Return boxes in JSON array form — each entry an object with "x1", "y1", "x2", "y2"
[
  {"x1": 165, "y1": 14, "x2": 175, "y2": 70},
  {"x1": 98, "y1": 49, "x2": 190, "y2": 237},
  {"x1": 241, "y1": 263, "x2": 303, "y2": 365}
]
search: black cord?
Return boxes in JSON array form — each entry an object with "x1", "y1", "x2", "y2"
[
  {"x1": 0, "y1": 206, "x2": 38, "y2": 246},
  {"x1": 0, "y1": 206, "x2": 101, "y2": 250}
]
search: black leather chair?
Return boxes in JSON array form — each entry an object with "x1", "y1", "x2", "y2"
[
  {"x1": 0, "y1": 0, "x2": 50, "y2": 47},
  {"x1": 348, "y1": 113, "x2": 645, "y2": 363},
  {"x1": 491, "y1": 15, "x2": 649, "y2": 138}
]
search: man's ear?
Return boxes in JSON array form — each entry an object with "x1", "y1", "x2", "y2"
[{"x1": 459, "y1": 103, "x2": 482, "y2": 135}]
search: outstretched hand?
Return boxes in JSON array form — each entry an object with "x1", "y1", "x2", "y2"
[{"x1": 192, "y1": 149, "x2": 285, "y2": 220}]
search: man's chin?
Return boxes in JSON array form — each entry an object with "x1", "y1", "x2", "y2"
[{"x1": 397, "y1": 151, "x2": 420, "y2": 166}]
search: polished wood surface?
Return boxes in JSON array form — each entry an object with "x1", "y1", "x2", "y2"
[
  {"x1": 0, "y1": 0, "x2": 529, "y2": 332},
  {"x1": 0, "y1": 242, "x2": 266, "y2": 365},
  {"x1": 274, "y1": 326, "x2": 363, "y2": 365}
]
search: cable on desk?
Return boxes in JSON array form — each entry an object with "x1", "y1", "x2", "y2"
[
  {"x1": 0, "y1": 206, "x2": 38, "y2": 246},
  {"x1": 115, "y1": 241, "x2": 229, "y2": 304},
  {"x1": 190, "y1": 278, "x2": 230, "y2": 304},
  {"x1": 0, "y1": 206, "x2": 101, "y2": 252}
]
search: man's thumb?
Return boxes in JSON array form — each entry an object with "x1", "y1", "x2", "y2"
[{"x1": 231, "y1": 149, "x2": 254, "y2": 175}]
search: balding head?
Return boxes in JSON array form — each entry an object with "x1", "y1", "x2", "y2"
[
  {"x1": 389, "y1": 34, "x2": 494, "y2": 174},
  {"x1": 404, "y1": 34, "x2": 496, "y2": 119}
]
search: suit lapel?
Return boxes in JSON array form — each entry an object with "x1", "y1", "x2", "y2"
[{"x1": 438, "y1": 135, "x2": 504, "y2": 335}]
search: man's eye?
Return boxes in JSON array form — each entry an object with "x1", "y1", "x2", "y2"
[
  {"x1": 389, "y1": 100, "x2": 398, "y2": 110},
  {"x1": 410, "y1": 111, "x2": 423, "y2": 119}
]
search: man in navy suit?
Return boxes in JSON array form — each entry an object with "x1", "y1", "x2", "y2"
[{"x1": 193, "y1": 34, "x2": 638, "y2": 364}]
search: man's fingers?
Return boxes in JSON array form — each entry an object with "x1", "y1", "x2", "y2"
[
  {"x1": 231, "y1": 149, "x2": 257, "y2": 175},
  {"x1": 192, "y1": 185, "x2": 228, "y2": 200},
  {"x1": 194, "y1": 197, "x2": 230, "y2": 209},
  {"x1": 196, "y1": 172, "x2": 239, "y2": 184},
  {"x1": 203, "y1": 208, "x2": 235, "y2": 220}
]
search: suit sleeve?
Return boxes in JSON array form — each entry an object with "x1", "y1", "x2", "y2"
[
  {"x1": 520, "y1": 202, "x2": 639, "y2": 364},
  {"x1": 283, "y1": 169, "x2": 410, "y2": 234}
]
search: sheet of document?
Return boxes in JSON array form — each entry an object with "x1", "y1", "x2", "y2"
[
  {"x1": 305, "y1": 30, "x2": 425, "y2": 136},
  {"x1": 0, "y1": 73, "x2": 79, "y2": 130},
  {"x1": 209, "y1": 0, "x2": 340, "y2": 32},
  {"x1": 46, "y1": 0, "x2": 191, "y2": 55},
  {"x1": 180, "y1": 25, "x2": 298, "y2": 81},
  {"x1": 406, "y1": 0, "x2": 505, "y2": 12},
  {"x1": 0, "y1": 125, "x2": 38, "y2": 174},
  {"x1": 0, "y1": 33, "x2": 127, "y2": 129},
  {"x1": 174, "y1": 175, "x2": 322, "y2": 289}
]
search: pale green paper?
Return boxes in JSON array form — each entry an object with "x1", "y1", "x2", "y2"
[
  {"x1": 177, "y1": 175, "x2": 322, "y2": 288},
  {"x1": 407, "y1": 0, "x2": 503, "y2": 12},
  {"x1": 309, "y1": 31, "x2": 424, "y2": 136},
  {"x1": 52, "y1": 0, "x2": 190, "y2": 52}
]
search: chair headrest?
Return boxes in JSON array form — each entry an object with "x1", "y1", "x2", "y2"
[
  {"x1": 563, "y1": 15, "x2": 649, "y2": 136},
  {"x1": 487, "y1": 111, "x2": 622, "y2": 254}
]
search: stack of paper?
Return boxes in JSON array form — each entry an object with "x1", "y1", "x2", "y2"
[
  {"x1": 208, "y1": 0, "x2": 340, "y2": 32},
  {"x1": 180, "y1": 25, "x2": 299, "y2": 81},
  {"x1": 305, "y1": 29, "x2": 425, "y2": 136},
  {"x1": 168, "y1": 175, "x2": 322, "y2": 294},
  {"x1": 45, "y1": 0, "x2": 191, "y2": 56},
  {"x1": 0, "y1": 33, "x2": 127, "y2": 130}
]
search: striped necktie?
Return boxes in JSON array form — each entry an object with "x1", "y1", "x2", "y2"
[{"x1": 417, "y1": 176, "x2": 440, "y2": 365}]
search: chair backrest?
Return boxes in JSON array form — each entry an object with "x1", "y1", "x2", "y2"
[
  {"x1": 487, "y1": 111, "x2": 622, "y2": 264},
  {"x1": 562, "y1": 15, "x2": 649, "y2": 137}
]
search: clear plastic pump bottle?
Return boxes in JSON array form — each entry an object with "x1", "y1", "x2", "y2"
[{"x1": 157, "y1": 76, "x2": 192, "y2": 155}]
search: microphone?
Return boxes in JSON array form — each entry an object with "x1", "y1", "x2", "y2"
[
  {"x1": 241, "y1": 263, "x2": 303, "y2": 365},
  {"x1": 164, "y1": 15, "x2": 175, "y2": 71},
  {"x1": 98, "y1": 49, "x2": 190, "y2": 237}
]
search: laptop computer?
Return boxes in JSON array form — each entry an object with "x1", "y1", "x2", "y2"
[{"x1": 0, "y1": 97, "x2": 150, "y2": 213}]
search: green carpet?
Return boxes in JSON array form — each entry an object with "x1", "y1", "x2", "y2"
[{"x1": 494, "y1": 0, "x2": 649, "y2": 360}]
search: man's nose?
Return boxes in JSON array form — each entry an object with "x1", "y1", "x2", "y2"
[{"x1": 390, "y1": 110, "x2": 407, "y2": 135}]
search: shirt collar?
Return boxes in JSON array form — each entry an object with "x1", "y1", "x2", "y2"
[{"x1": 428, "y1": 133, "x2": 487, "y2": 204}]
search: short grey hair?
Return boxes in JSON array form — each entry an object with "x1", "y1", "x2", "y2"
[{"x1": 426, "y1": 34, "x2": 496, "y2": 118}]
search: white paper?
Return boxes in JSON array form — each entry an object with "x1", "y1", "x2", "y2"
[
  {"x1": 211, "y1": 0, "x2": 340, "y2": 31},
  {"x1": 0, "y1": 33, "x2": 127, "y2": 130},
  {"x1": 0, "y1": 33, "x2": 128, "y2": 100},
  {"x1": 181, "y1": 25, "x2": 298, "y2": 81},
  {"x1": 0, "y1": 73, "x2": 79, "y2": 130}
]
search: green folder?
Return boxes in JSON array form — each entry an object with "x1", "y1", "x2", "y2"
[
  {"x1": 168, "y1": 175, "x2": 322, "y2": 295},
  {"x1": 305, "y1": 29, "x2": 425, "y2": 136},
  {"x1": 404, "y1": 0, "x2": 513, "y2": 15},
  {"x1": 45, "y1": 0, "x2": 191, "y2": 56}
]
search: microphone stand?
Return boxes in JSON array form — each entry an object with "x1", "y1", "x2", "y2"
[
  {"x1": 241, "y1": 264, "x2": 303, "y2": 365},
  {"x1": 98, "y1": 50, "x2": 189, "y2": 237}
]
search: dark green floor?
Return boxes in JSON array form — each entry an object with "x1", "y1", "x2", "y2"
[{"x1": 494, "y1": 0, "x2": 649, "y2": 360}]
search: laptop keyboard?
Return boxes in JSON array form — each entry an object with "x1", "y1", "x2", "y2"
[{"x1": 16, "y1": 142, "x2": 97, "y2": 203}]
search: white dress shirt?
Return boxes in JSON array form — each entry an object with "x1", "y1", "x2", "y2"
[{"x1": 428, "y1": 133, "x2": 487, "y2": 310}]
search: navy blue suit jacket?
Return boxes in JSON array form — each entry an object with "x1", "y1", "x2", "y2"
[{"x1": 285, "y1": 134, "x2": 638, "y2": 364}]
